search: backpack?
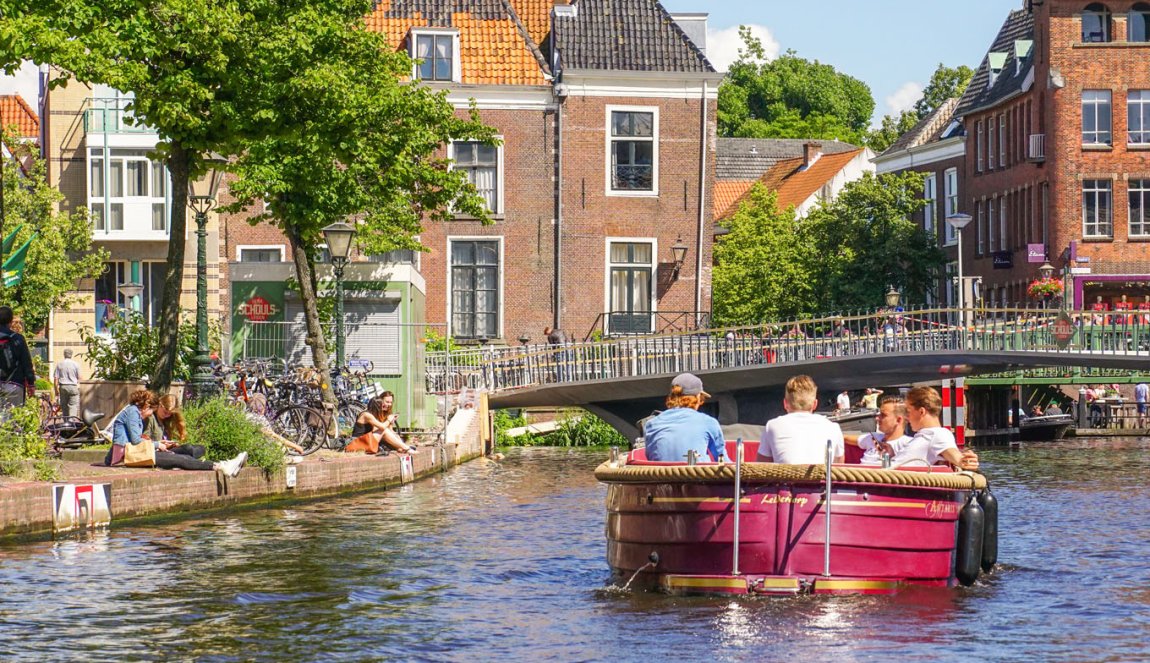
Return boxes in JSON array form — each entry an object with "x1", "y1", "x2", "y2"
[{"x1": 0, "y1": 331, "x2": 18, "y2": 383}]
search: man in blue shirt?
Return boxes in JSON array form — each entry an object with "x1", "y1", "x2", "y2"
[{"x1": 642, "y1": 373, "x2": 725, "y2": 462}]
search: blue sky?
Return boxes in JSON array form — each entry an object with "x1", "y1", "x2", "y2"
[{"x1": 661, "y1": 0, "x2": 1024, "y2": 125}]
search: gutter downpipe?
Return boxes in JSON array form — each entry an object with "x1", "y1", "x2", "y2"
[
  {"x1": 694, "y1": 81, "x2": 708, "y2": 323},
  {"x1": 555, "y1": 92, "x2": 564, "y2": 331}
]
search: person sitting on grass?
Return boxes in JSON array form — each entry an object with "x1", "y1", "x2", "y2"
[
  {"x1": 351, "y1": 392, "x2": 416, "y2": 454},
  {"x1": 105, "y1": 389, "x2": 247, "y2": 476}
]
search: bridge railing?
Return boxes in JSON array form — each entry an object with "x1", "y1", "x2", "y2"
[{"x1": 425, "y1": 305, "x2": 1150, "y2": 394}]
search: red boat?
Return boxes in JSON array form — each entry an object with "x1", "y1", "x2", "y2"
[{"x1": 596, "y1": 440, "x2": 995, "y2": 596}]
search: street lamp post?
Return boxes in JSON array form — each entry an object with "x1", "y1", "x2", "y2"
[
  {"x1": 945, "y1": 213, "x2": 972, "y2": 345},
  {"x1": 885, "y1": 286, "x2": 901, "y2": 308},
  {"x1": 322, "y1": 221, "x2": 356, "y2": 368},
  {"x1": 187, "y1": 154, "x2": 227, "y2": 398},
  {"x1": 1039, "y1": 261, "x2": 1055, "y2": 311}
]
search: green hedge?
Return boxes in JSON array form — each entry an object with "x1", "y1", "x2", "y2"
[{"x1": 184, "y1": 398, "x2": 285, "y2": 474}]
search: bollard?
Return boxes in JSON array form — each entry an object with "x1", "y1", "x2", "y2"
[{"x1": 1078, "y1": 387, "x2": 1089, "y2": 429}]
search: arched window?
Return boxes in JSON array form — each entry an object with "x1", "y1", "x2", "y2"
[
  {"x1": 1082, "y1": 3, "x2": 1111, "y2": 42},
  {"x1": 1129, "y1": 3, "x2": 1150, "y2": 42}
]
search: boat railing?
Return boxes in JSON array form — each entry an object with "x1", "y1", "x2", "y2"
[
  {"x1": 823, "y1": 439, "x2": 833, "y2": 578},
  {"x1": 731, "y1": 440, "x2": 744, "y2": 576}
]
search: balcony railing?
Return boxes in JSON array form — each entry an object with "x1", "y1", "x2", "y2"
[
  {"x1": 1028, "y1": 134, "x2": 1045, "y2": 162},
  {"x1": 84, "y1": 97, "x2": 154, "y2": 134}
]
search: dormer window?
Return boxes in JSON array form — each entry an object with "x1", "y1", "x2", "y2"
[
  {"x1": 1082, "y1": 3, "x2": 1111, "y2": 43},
  {"x1": 411, "y1": 29, "x2": 459, "y2": 82}
]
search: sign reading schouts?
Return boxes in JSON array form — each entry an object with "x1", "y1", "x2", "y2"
[
  {"x1": 239, "y1": 296, "x2": 279, "y2": 322},
  {"x1": 1052, "y1": 311, "x2": 1077, "y2": 350}
]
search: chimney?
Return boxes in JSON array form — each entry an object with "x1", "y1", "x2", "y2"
[{"x1": 802, "y1": 142, "x2": 822, "y2": 169}]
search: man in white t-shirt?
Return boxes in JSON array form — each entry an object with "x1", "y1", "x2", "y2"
[
  {"x1": 891, "y1": 386, "x2": 979, "y2": 471},
  {"x1": 855, "y1": 396, "x2": 911, "y2": 465},
  {"x1": 758, "y1": 375, "x2": 844, "y2": 464},
  {"x1": 835, "y1": 390, "x2": 851, "y2": 413}
]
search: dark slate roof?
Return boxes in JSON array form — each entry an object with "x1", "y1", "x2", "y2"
[
  {"x1": 955, "y1": 9, "x2": 1035, "y2": 117},
  {"x1": 880, "y1": 97, "x2": 963, "y2": 156},
  {"x1": 553, "y1": 0, "x2": 715, "y2": 73},
  {"x1": 716, "y1": 138, "x2": 859, "y2": 181}
]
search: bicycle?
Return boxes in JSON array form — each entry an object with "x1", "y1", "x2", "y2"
[{"x1": 38, "y1": 394, "x2": 110, "y2": 457}]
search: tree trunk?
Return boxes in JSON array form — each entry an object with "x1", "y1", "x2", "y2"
[
  {"x1": 150, "y1": 142, "x2": 191, "y2": 392},
  {"x1": 287, "y1": 226, "x2": 335, "y2": 405}
]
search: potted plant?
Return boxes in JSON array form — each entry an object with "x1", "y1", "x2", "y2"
[{"x1": 1027, "y1": 277, "x2": 1064, "y2": 300}]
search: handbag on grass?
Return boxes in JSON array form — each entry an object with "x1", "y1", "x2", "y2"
[
  {"x1": 343, "y1": 431, "x2": 380, "y2": 454},
  {"x1": 123, "y1": 440, "x2": 156, "y2": 468}
]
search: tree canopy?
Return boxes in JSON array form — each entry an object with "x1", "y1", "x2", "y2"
[
  {"x1": 718, "y1": 28, "x2": 874, "y2": 145},
  {"x1": 915, "y1": 63, "x2": 975, "y2": 120},
  {"x1": 0, "y1": 131, "x2": 106, "y2": 334},
  {"x1": 711, "y1": 172, "x2": 945, "y2": 323}
]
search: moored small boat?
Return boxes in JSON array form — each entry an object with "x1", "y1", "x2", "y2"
[
  {"x1": 596, "y1": 440, "x2": 995, "y2": 596},
  {"x1": 1016, "y1": 414, "x2": 1074, "y2": 441}
]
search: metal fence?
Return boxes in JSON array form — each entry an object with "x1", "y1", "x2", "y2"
[{"x1": 426, "y1": 305, "x2": 1150, "y2": 394}]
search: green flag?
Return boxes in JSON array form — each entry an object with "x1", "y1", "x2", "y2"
[
  {"x1": 0, "y1": 224, "x2": 23, "y2": 257},
  {"x1": 2, "y1": 236, "x2": 33, "y2": 288}
]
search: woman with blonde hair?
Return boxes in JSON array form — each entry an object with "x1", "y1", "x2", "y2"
[{"x1": 641, "y1": 373, "x2": 725, "y2": 462}]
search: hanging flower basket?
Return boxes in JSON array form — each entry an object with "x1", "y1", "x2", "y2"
[{"x1": 1027, "y1": 277, "x2": 1064, "y2": 299}]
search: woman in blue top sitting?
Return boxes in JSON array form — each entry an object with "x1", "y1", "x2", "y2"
[
  {"x1": 642, "y1": 373, "x2": 725, "y2": 462},
  {"x1": 104, "y1": 389, "x2": 247, "y2": 476}
]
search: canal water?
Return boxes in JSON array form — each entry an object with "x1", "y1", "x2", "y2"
[{"x1": 2, "y1": 439, "x2": 1149, "y2": 661}]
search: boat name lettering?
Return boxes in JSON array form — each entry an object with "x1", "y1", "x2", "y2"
[
  {"x1": 926, "y1": 500, "x2": 960, "y2": 517},
  {"x1": 761, "y1": 495, "x2": 809, "y2": 506}
]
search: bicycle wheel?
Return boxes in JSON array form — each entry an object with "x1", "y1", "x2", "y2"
[
  {"x1": 271, "y1": 405, "x2": 328, "y2": 456},
  {"x1": 336, "y1": 400, "x2": 364, "y2": 439}
]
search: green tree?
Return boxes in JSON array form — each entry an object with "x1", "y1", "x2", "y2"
[
  {"x1": 718, "y1": 28, "x2": 875, "y2": 144},
  {"x1": 0, "y1": 132, "x2": 106, "y2": 333},
  {"x1": 914, "y1": 63, "x2": 975, "y2": 119},
  {"x1": 712, "y1": 184, "x2": 818, "y2": 324},
  {"x1": 0, "y1": 0, "x2": 256, "y2": 391},
  {"x1": 223, "y1": 2, "x2": 494, "y2": 401},
  {"x1": 867, "y1": 110, "x2": 920, "y2": 154},
  {"x1": 804, "y1": 171, "x2": 945, "y2": 309}
]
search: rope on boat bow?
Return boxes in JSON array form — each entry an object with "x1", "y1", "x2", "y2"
[{"x1": 595, "y1": 461, "x2": 988, "y2": 490}]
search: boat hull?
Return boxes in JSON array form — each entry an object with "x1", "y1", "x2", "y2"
[{"x1": 1016, "y1": 415, "x2": 1074, "y2": 441}]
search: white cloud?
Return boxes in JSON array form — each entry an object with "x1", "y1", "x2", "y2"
[
  {"x1": 705, "y1": 24, "x2": 779, "y2": 72},
  {"x1": 885, "y1": 81, "x2": 924, "y2": 116},
  {"x1": 0, "y1": 61, "x2": 41, "y2": 107}
]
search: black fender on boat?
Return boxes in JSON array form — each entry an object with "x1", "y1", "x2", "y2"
[
  {"x1": 978, "y1": 486, "x2": 998, "y2": 573},
  {"x1": 955, "y1": 491, "x2": 985, "y2": 586}
]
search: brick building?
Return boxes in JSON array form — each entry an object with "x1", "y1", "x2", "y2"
[
  {"x1": 225, "y1": 0, "x2": 720, "y2": 344},
  {"x1": 873, "y1": 97, "x2": 967, "y2": 305}
]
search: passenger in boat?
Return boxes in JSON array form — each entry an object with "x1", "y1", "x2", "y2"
[
  {"x1": 1045, "y1": 401, "x2": 1064, "y2": 416},
  {"x1": 835, "y1": 390, "x2": 851, "y2": 414},
  {"x1": 854, "y1": 396, "x2": 911, "y2": 465},
  {"x1": 642, "y1": 373, "x2": 724, "y2": 462},
  {"x1": 756, "y1": 375, "x2": 844, "y2": 464},
  {"x1": 860, "y1": 387, "x2": 883, "y2": 410},
  {"x1": 890, "y1": 386, "x2": 979, "y2": 471}
]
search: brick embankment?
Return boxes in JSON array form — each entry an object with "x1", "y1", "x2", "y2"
[{"x1": 0, "y1": 411, "x2": 486, "y2": 539}]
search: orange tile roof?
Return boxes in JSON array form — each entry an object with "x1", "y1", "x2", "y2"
[
  {"x1": 365, "y1": 4, "x2": 548, "y2": 86},
  {"x1": 761, "y1": 148, "x2": 864, "y2": 212},
  {"x1": 0, "y1": 95, "x2": 39, "y2": 138},
  {"x1": 713, "y1": 179, "x2": 756, "y2": 219},
  {"x1": 507, "y1": 0, "x2": 561, "y2": 51}
]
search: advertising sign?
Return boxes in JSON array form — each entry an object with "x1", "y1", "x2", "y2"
[
  {"x1": 1027, "y1": 244, "x2": 1046, "y2": 263},
  {"x1": 992, "y1": 251, "x2": 1013, "y2": 269},
  {"x1": 52, "y1": 483, "x2": 112, "y2": 533}
]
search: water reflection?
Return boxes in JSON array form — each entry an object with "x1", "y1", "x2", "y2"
[{"x1": 0, "y1": 442, "x2": 1148, "y2": 661}]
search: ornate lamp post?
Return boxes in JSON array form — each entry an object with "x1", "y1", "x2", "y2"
[
  {"x1": 1039, "y1": 261, "x2": 1055, "y2": 310},
  {"x1": 885, "y1": 286, "x2": 901, "y2": 308},
  {"x1": 670, "y1": 234, "x2": 688, "y2": 279},
  {"x1": 118, "y1": 281, "x2": 144, "y2": 317},
  {"x1": 187, "y1": 154, "x2": 227, "y2": 398},
  {"x1": 322, "y1": 221, "x2": 356, "y2": 368}
]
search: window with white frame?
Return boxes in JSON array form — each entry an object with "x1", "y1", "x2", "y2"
[
  {"x1": 1082, "y1": 90, "x2": 1112, "y2": 145},
  {"x1": 89, "y1": 148, "x2": 169, "y2": 232},
  {"x1": 988, "y1": 120, "x2": 997, "y2": 169},
  {"x1": 238, "y1": 246, "x2": 285, "y2": 262},
  {"x1": 923, "y1": 174, "x2": 937, "y2": 238},
  {"x1": 607, "y1": 240, "x2": 654, "y2": 334},
  {"x1": 412, "y1": 31, "x2": 458, "y2": 82},
  {"x1": 1129, "y1": 90, "x2": 1150, "y2": 144},
  {"x1": 998, "y1": 114, "x2": 1006, "y2": 167},
  {"x1": 1083, "y1": 179, "x2": 1113, "y2": 238},
  {"x1": 999, "y1": 195, "x2": 1008, "y2": 251},
  {"x1": 1083, "y1": 3, "x2": 1111, "y2": 42},
  {"x1": 94, "y1": 261, "x2": 166, "y2": 332},
  {"x1": 608, "y1": 108, "x2": 657, "y2": 193},
  {"x1": 450, "y1": 239, "x2": 500, "y2": 339},
  {"x1": 976, "y1": 120, "x2": 984, "y2": 172},
  {"x1": 976, "y1": 201, "x2": 985, "y2": 255},
  {"x1": 943, "y1": 168, "x2": 958, "y2": 244},
  {"x1": 989, "y1": 198, "x2": 998, "y2": 252},
  {"x1": 451, "y1": 141, "x2": 501, "y2": 213},
  {"x1": 1130, "y1": 179, "x2": 1150, "y2": 237}
]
